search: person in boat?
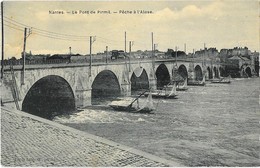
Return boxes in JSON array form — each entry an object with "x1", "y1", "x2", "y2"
[{"x1": 137, "y1": 98, "x2": 140, "y2": 109}]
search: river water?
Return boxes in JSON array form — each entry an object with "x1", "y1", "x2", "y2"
[{"x1": 54, "y1": 78, "x2": 260, "y2": 166}]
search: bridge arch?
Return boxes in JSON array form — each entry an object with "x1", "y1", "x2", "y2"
[
  {"x1": 130, "y1": 67, "x2": 149, "y2": 94},
  {"x1": 155, "y1": 64, "x2": 171, "y2": 89},
  {"x1": 207, "y1": 67, "x2": 213, "y2": 79},
  {"x1": 219, "y1": 67, "x2": 225, "y2": 77},
  {"x1": 178, "y1": 64, "x2": 188, "y2": 79},
  {"x1": 92, "y1": 70, "x2": 121, "y2": 105},
  {"x1": 22, "y1": 75, "x2": 75, "y2": 119},
  {"x1": 213, "y1": 67, "x2": 219, "y2": 78},
  {"x1": 194, "y1": 65, "x2": 203, "y2": 81},
  {"x1": 245, "y1": 67, "x2": 252, "y2": 77}
]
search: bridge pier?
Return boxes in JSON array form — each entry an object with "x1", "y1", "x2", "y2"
[
  {"x1": 121, "y1": 82, "x2": 131, "y2": 96},
  {"x1": 188, "y1": 63, "x2": 194, "y2": 81},
  {"x1": 149, "y1": 78, "x2": 157, "y2": 90},
  {"x1": 202, "y1": 67, "x2": 208, "y2": 79},
  {"x1": 75, "y1": 88, "x2": 92, "y2": 108},
  {"x1": 188, "y1": 69, "x2": 195, "y2": 81}
]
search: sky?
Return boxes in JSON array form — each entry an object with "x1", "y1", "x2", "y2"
[{"x1": 1, "y1": 0, "x2": 259, "y2": 59}]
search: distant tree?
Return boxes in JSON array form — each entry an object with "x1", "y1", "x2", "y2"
[
  {"x1": 9, "y1": 57, "x2": 17, "y2": 60},
  {"x1": 166, "y1": 49, "x2": 186, "y2": 57}
]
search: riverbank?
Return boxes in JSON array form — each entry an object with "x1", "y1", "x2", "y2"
[{"x1": 1, "y1": 106, "x2": 181, "y2": 167}]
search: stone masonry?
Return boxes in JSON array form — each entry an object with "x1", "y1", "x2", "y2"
[{"x1": 1, "y1": 107, "x2": 181, "y2": 167}]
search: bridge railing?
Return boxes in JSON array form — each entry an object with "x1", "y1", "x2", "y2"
[
  {"x1": 1, "y1": 59, "x2": 74, "y2": 66},
  {"x1": 1, "y1": 55, "x2": 216, "y2": 67}
]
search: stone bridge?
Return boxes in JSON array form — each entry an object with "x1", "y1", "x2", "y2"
[
  {"x1": 0, "y1": 58, "x2": 244, "y2": 119},
  {"x1": 240, "y1": 64, "x2": 256, "y2": 77}
]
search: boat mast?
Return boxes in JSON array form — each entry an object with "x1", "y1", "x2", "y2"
[{"x1": 175, "y1": 46, "x2": 177, "y2": 67}]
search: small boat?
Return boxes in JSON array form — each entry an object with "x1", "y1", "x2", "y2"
[
  {"x1": 176, "y1": 78, "x2": 188, "y2": 91},
  {"x1": 144, "y1": 83, "x2": 178, "y2": 99},
  {"x1": 76, "y1": 108, "x2": 85, "y2": 112},
  {"x1": 211, "y1": 76, "x2": 231, "y2": 84},
  {"x1": 187, "y1": 81, "x2": 205, "y2": 86},
  {"x1": 109, "y1": 91, "x2": 155, "y2": 113},
  {"x1": 211, "y1": 79, "x2": 231, "y2": 84},
  {"x1": 188, "y1": 75, "x2": 206, "y2": 86}
]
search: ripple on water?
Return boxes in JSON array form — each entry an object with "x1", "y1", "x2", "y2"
[{"x1": 54, "y1": 78, "x2": 260, "y2": 166}]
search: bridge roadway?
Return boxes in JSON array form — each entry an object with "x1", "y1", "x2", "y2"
[
  {"x1": 2, "y1": 57, "x2": 194, "y2": 70},
  {"x1": 1, "y1": 106, "x2": 182, "y2": 167}
]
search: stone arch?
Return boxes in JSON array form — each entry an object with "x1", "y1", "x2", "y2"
[
  {"x1": 22, "y1": 75, "x2": 75, "y2": 119},
  {"x1": 194, "y1": 65, "x2": 203, "y2": 81},
  {"x1": 155, "y1": 64, "x2": 171, "y2": 89},
  {"x1": 245, "y1": 67, "x2": 252, "y2": 77},
  {"x1": 213, "y1": 67, "x2": 219, "y2": 78},
  {"x1": 91, "y1": 70, "x2": 120, "y2": 105},
  {"x1": 207, "y1": 67, "x2": 213, "y2": 79},
  {"x1": 219, "y1": 67, "x2": 225, "y2": 77},
  {"x1": 178, "y1": 64, "x2": 188, "y2": 79},
  {"x1": 255, "y1": 59, "x2": 259, "y2": 76},
  {"x1": 130, "y1": 67, "x2": 149, "y2": 94}
]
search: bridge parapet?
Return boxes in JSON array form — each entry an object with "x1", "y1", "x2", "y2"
[{"x1": 1, "y1": 56, "x2": 214, "y2": 67}]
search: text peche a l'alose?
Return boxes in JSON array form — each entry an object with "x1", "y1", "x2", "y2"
[{"x1": 137, "y1": 10, "x2": 152, "y2": 14}]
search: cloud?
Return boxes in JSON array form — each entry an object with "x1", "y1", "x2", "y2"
[
  {"x1": 152, "y1": 1, "x2": 224, "y2": 22},
  {"x1": 29, "y1": 49, "x2": 69, "y2": 55},
  {"x1": 4, "y1": 44, "x2": 23, "y2": 58},
  {"x1": 3, "y1": 1, "x2": 258, "y2": 58}
]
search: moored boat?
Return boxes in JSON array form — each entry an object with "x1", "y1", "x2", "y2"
[
  {"x1": 144, "y1": 83, "x2": 178, "y2": 98},
  {"x1": 109, "y1": 91, "x2": 155, "y2": 113},
  {"x1": 188, "y1": 75, "x2": 206, "y2": 86},
  {"x1": 188, "y1": 81, "x2": 206, "y2": 86},
  {"x1": 211, "y1": 76, "x2": 231, "y2": 84},
  {"x1": 211, "y1": 80, "x2": 231, "y2": 84},
  {"x1": 176, "y1": 78, "x2": 188, "y2": 91}
]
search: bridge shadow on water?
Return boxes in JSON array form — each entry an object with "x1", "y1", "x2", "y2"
[
  {"x1": 22, "y1": 75, "x2": 76, "y2": 120},
  {"x1": 91, "y1": 97, "x2": 118, "y2": 106}
]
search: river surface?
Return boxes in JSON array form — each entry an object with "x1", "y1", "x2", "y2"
[{"x1": 54, "y1": 78, "x2": 260, "y2": 166}]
